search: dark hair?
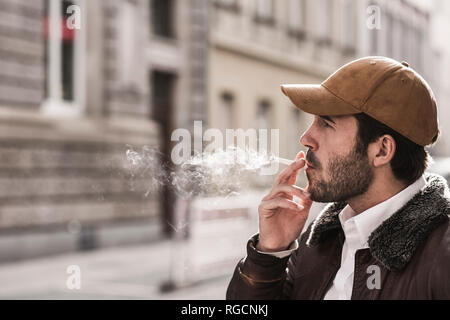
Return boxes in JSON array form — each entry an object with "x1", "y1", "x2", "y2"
[{"x1": 353, "y1": 113, "x2": 430, "y2": 185}]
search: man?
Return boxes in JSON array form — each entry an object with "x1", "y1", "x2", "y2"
[{"x1": 226, "y1": 56, "x2": 449, "y2": 300}]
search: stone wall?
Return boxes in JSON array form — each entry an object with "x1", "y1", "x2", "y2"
[
  {"x1": 0, "y1": 0, "x2": 45, "y2": 108},
  {"x1": 0, "y1": 0, "x2": 164, "y2": 262}
]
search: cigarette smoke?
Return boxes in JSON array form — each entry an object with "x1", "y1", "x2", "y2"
[{"x1": 124, "y1": 146, "x2": 279, "y2": 199}]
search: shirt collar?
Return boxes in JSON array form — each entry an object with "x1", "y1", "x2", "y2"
[{"x1": 338, "y1": 175, "x2": 426, "y2": 248}]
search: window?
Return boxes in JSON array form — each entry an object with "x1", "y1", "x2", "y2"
[
  {"x1": 392, "y1": 17, "x2": 402, "y2": 60},
  {"x1": 370, "y1": 28, "x2": 378, "y2": 55},
  {"x1": 215, "y1": 0, "x2": 239, "y2": 12},
  {"x1": 151, "y1": 71, "x2": 175, "y2": 155},
  {"x1": 415, "y1": 29, "x2": 424, "y2": 72},
  {"x1": 341, "y1": 0, "x2": 355, "y2": 53},
  {"x1": 257, "y1": 99, "x2": 271, "y2": 130},
  {"x1": 254, "y1": 99, "x2": 274, "y2": 185},
  {"x1": 288, "y1": 0, "x2": 306, "y2": 39},
  {"x1": 288, "y1": 0, "x2": 305, "y2": 31},
  {"x1": 219, "y1": 92, "x2": 235, "y2": 132},
  {"x1": 401, "y1": 21, "x2": 410, "y2": 61},
  {"x1": 43, "y1": 0, "x2": 85, "y2": 116},
  {"x1": 216, "y1": 0, "x2": 235, "y2": 5},
  {"x1": 256, "y1": 99, "x2": 272, "y2": 164},
  {"x1": 255, "y1": 0, "x2": 274, "y2": 24},
  {"x1": 386, "y1": 12, "x2": 394, "y2": 58},
  {"x1": 409, "y1": 26, "x2": 418, "y2": 69},
  {"x1": 151, "y1": 0, "x2": 174, "y2": 38},
  {"x1": 316, "y1": 0, "x2": 332, "y2": 45}
]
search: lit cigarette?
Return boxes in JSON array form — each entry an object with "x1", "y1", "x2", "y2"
[{"x1": 274, "y1": 157, "x2": 295, "y2": 166}]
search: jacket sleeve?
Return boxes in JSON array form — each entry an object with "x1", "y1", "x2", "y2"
[
  {"x1": 226, "y1": 233, "x2": 299, "y2": 300},
  {"x1": 429, "y1": 221, "x2": 450, "y2": 299}
]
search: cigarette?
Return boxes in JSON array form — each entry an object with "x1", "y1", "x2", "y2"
[{"x1": 274, "y1": 157, "x2": 295, "y2": 166}]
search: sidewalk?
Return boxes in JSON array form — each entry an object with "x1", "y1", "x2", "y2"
[{"x1": 0, "y1": 239, "x2": 231, "y2": 300}]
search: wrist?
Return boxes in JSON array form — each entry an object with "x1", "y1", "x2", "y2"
[
  {"x1": 256, "y1": 238, "x2": 290, "y2": 253},
  {"x1": 240, "y1": 234, "x2": 291, "y2": 282}
]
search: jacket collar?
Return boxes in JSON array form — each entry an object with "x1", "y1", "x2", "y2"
[{"x1": 306, "y1": 173, "x2": 450, "y2": 271}]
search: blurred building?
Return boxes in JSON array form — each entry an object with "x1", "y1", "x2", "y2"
[
  {"x1": 361, "y1": 0, "x2": 450, "y2": 156},
  {"x1": 208, "y1": 0, "x2": 445, "y2": 164},
  {"x1": 0, "y1": 0, "x2": 448, "y2": 264},
  {"x1": 0, "y1": 0, "x2": 208, "y2": 262},
  {"x1": 429, "y1": 0, "x2": 450, "y2": 156},
  {"x1": 209, "y1": 0, "x2": 359, "y2": 163}
]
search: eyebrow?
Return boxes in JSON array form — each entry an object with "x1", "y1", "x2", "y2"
[{"x1": 319, "y1": 115, "x2": 337, "y2": 125}]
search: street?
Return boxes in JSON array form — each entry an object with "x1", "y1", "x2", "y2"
[{"x1": 0, "y1": 240, "x2": 232, "y2": 300}]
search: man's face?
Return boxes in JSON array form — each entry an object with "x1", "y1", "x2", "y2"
[{"x1": 300, "y1": 115, "x2": 374, "y2": 203}]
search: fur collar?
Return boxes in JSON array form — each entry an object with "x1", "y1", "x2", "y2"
[{"x1": 306, "y1": 173, "x2": 450, "y2": 271}]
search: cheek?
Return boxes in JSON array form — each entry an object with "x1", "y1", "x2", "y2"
[
  {"x1": 317, "y1": 151, "x2": 338, "y2": 178},
  {"x1": 328, "y1": 133, "x2": 356, "y2": 156},
  {"x1": 316, "y1": 142, "x2": 333, "y2": 167}
]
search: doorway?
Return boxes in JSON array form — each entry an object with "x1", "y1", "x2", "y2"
[{"x1": 151, "y1": 70, "x2": 177, "y2": 237}]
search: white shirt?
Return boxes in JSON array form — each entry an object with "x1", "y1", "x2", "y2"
[{"x1": 259, "y1": 175, "x2": 426, "y2": 299}]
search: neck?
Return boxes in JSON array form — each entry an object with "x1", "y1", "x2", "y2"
[{"x1": 347, "y1": 174, "x2": 409, "y2": 215}]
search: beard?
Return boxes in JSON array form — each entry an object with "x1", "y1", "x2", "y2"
[{"x1": 306, "y1": 142, "x2": 373, "y2": 203}]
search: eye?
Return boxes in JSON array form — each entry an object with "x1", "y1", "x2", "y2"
[{"x1": 319, "y1": 119, "x2": 331, "y2": 128}]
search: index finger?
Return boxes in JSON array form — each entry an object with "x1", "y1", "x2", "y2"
[
  {"x1": 295, "y1": 150, "x2": 305, "y2": 161},
  {"x1": 274, "y1": 153, "x2": 305, "y2": 186}
]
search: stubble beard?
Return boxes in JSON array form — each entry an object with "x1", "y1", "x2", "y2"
[{"x1": 307, "y1": 144, "x2": 374, "y2": 203}]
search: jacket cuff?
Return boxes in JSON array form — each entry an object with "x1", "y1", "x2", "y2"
[
  {"x1": 239, "y1": 234, "x2": 291, "y2": 282},
  {"x1": 256, "y1": 239, "x2": 298, "y2": 258}
]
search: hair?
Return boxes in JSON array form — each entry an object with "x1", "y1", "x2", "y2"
[{"x1": 353, "y1": 113, "x2": 430, "y2": 186}]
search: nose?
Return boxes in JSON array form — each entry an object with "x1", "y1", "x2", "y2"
[{"x1": 300, "y1": 127, "x2": 317, "y2": 151}]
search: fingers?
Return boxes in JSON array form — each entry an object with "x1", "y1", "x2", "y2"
[
  {"x1": 295, "y1": 150, "x2": 305, "y2": 161},
  {"x1": 268, "y1": 184, "x2": 311, "y2": 201},
  {"x1": 260, "y1": 197, "x2": 304, "y2": 212},
  {"x1": 275, "y1": 158, "x2": 306, "y2": 186}
]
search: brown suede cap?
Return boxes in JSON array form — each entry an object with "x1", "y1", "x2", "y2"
[{"x1": 281, "y1": 56, "x2": 439, "y2": 146}]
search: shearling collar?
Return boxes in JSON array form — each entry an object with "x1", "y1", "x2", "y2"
[{"x1": 306, "y1": 173, "x2": 450, "y2": 271}]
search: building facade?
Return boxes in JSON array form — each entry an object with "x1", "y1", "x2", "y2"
[
  {"x1": 209, "y1": 0, "x2": 359, "y2": 169},
  {"x1": 208, "y1": 0, "x2": 443, "y2": 174},
  {"x1": 0, "y1": 0, "x2": 207, "y2": 262},
  {"x1": 429, "y1": 0, "x2": 450, "y2": 156},
  {"x1": 0, "y1": 0, "x2": 446, "y2": 262}
]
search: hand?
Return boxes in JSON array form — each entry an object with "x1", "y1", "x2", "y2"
[{"x1": 256, "y1": 151, "x2": 312, "y2": 252}]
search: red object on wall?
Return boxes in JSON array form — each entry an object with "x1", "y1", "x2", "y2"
[
  {"x1": 61, "y1": 18, "x2": 75, "y2": 42},
  {"x1": 42, "y1": 16, "x2": 75, "y2": 42}
]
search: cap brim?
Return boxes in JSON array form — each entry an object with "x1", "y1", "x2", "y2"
[{"x1": 281, "y1": 84, "x2": 361, "y2": 116}]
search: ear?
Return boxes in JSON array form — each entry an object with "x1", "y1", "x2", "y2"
[{"x1": 370, "y1": 135, "x2": 396, "y2": 168}]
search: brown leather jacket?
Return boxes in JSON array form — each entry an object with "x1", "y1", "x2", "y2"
[{"x1": 227, "y1": 173, "x2": 450, "y2": 300}]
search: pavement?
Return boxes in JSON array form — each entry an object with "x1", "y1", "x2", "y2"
[{"x1": 0, "y1": 239, "x2": 232, "y2": 300}]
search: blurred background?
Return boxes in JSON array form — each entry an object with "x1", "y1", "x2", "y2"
[{"x1": 0, "y1": 0, "x2": 449, "y2": 299}]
